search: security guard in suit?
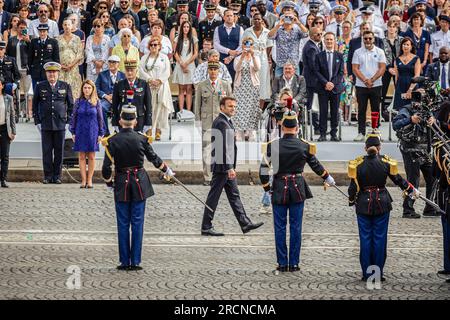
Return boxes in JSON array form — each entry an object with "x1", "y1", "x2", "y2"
[
  {"x1": 198, "y1": 3, "x2": 222, "y2": 48},
  {"x1": 32, "y1": 62, "x2": 74, "y2": 184},
  {"x1": 27, "y1": 24, "x2": 60, "y2": 88},
  {"x1": 102, "y1": 105, "x2": 175, "y2": 271},
  {"x1": 112, "y1": 60, "x2": 152, "y2": 134},
  {"x1": 195, "y1": 61, "x2": 233, "y2": 185},
  {"x1": 348, "y1": 114, "x2": 419, "y2": 281},
  {"x1": 259, "y1": 110, "x2": 335, "y2": 272}
]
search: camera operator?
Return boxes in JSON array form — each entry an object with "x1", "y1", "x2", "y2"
[{"x1": 393, "y1": 94, "x2": 439, "y2": 218}]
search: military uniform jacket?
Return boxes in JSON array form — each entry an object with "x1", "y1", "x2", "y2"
[
  {"x1": 348, "y1": 154, "x2": 412, "y2": 216},
  {"x1": 259, "y1": 134, "x2": 329, "y2": 205},
  {"x1": 198, "y1": 19, "x2": 222, "y2": 47},
  {"x1": 194, "y1": 79, "x2": 232, "y2": 131},
  {"x1": 102, "y1": 128, "x2": 165, "y2": 202},
  {"x1": 32, "y1": 80, "x2": 74, "y2": 131},
  {"x1": 0, "y1": 56, "x2": 20, "y2": 85},
  {"x1": 111, "y1": 78, "x2": 152, "y2": 127},
  {"x1": 28, "y1": 37, "x2": 60, "y2": 80}
]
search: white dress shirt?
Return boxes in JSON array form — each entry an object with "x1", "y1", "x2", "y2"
[{"x1": 213, "y1": 24, "x2": 244, "y2": 55}]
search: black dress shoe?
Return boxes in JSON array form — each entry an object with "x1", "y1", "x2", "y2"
[
  {"x1": 129, "y1": 265, "x2": 143, "y2": 271},
  {"x1": 438, "y1": 270, "x2": 450, "y2": 275},
  {"x1": 317, "y1": 135, "x2": 327, "y2": 142},
  {"x1": 276, "y1": 265, "x2": 288, "y2": 272},
  {"x1": 446, "y1": 278, "x2": 450, "y2": 283},
  {"x1": 423, "y1": 211, "x2": 440, "y2": 217},
  {"x1": 289, "y1": 265, "x2": 300, "y2": 272},
  {"x1": 54, "y1": 179, "x2": 62, "y2": 184},
  {"x1": 201, "y1": 228, "x2": 224, "y2": 236},
  {"x1": 242, "y1": 222, "x2": 264, "y2": 234},
  {"x1": 402, "y1": 212, "x2": 421, "y2": 219},
  {"x1": 330, "y1": 136, "x2": 341, "y2": 142},
  {"x1": 43, "y1": 179, "x2": 50, "y2": 184},
  {"x1": 116, "y1": 265, "x2": 130, "y2": 271},
  {"x1": 1, "y1": 181, "x2": 9, "y2": 188}
]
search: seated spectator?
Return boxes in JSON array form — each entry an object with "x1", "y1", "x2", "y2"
[{"x1": 271, "y1": 61, "x2": 307, "y2": 106}]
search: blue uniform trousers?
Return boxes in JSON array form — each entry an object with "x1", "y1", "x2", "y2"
[
  {"x1": 357, "y1": 212, "x2": 390, "y2": 279},
  {"x1": 115, "y1": 200, "x2": 146, "y2": 266},
  {"x1": 41, "y1": 129, "x2": 65, "y2": 181},
  {"x1": 272, "y1": 202, "x2": 305, "y2": 267},
  {"x1": 442, "y1": 214, "x2": 450, "y2": 271}
]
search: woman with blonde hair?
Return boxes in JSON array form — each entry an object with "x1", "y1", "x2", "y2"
[
  {"x1": 138, "y1": 35, "x2": 173, "y2": 140},
  {"x1": 86, "y1": 18, "x2": 110, "y2": 81},
  {"x1": 70, "y1": 80, "x2": 105, "y2": 188}
]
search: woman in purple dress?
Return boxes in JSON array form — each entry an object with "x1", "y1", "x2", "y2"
[{"x1": 70, "y1": 80, "x2": 105, "y2": 188}]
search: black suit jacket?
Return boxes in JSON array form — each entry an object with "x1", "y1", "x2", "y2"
[
  {"x1": 271, "y1": 74, "x2": 307, "y2": 104},
  {"x1": 425, "y1": 61, "x2": 445, "y2": 82},
  {"x1": 211, "y1": 113, "x2": 237, "y2": 173},
  {"x1": 302, "y1": 40, "x2": 321, "y2": 88},
  {"x1": 315, "y1": 51, "x2": 345, "y2": 95},
  {"x1": 28, "y1": 37, "x2": 60, "y2": 81},
  {"x1": 111, "y1": 78, "x2": 152, "y2": 127},
  {"x1": 347, "y1": 37, "x2": 384, "y2": 79}
]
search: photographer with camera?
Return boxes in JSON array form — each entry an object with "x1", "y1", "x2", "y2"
[{"x1": 392, "y1": 91, "x2": 438, "y2": 218}]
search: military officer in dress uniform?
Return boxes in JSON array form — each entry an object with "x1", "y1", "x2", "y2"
[
  {"x1": 230, "y1": 0, "x2": 251, "y2": 29},
  {"x1": 325, "y1": 5, "x2": 347, "y2": 39},
  {"x1": 348, "y1": 114, "x2": 419, "y2": 281},
  {"x1": 195, "y1": 61, "x2": 233, "y2": 185},
  {"x1": 27, "y1": 24, "x2": 60, "y2": 89},
  {"x1": 102, "y1": 105, "x2": 175, "y2": 271},
  {"x1": 0, "y1": 41, "x2": 20, "y2": 88},
  {"x1": 112, "y1": 60, "x2": 152, "y2": 134},
  {"x1": 32, "y1": 62, "x2": 74, "y2": 184},
  {"x1": 259, "y1": 110, "x2": 335, "y2": 272},
  {"x1": 198, "y1": 3, "x2": 222, "y2": 48}
]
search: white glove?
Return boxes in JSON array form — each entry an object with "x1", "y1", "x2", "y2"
[
  {"x1": 164, "y1": 167, "x2": 175, "y2": 178},
  {"x1": 143, "y1": 126, "x2": 151, "y2": 133},
  {"x1": 325, "y1": 175, "x2": 335, "y2": 186},
  {"x1": 36, "y1": 124, "x2": 41, "y2": 131},
  {"x1": 65, "y1": 124, "x2": 69, "y2": 131},
  {"x1": 12, "y1": 83, "x2": 17, "y2": 91},
  {"x1": 113, "y1": 126, "x2": 119, "y2": 132},
  {"x1": 107, "y1": 186, "x2": 114, "y2": 192},
  {"x1": 410, "y1": 188, "x2": 421, "y2": 200}
]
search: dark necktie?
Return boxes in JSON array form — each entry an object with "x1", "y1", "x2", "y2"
[
  {"x1": 442, "y1": 64, "x2": 447, "y2": 89},
  {"x1": 336, "y1": 24, "x2": 341, "y2": 38}
]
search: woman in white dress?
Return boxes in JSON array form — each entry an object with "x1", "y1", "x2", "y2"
[
  {"x1": 242, "y1": 13, "x2": 273, "y2": 109},
  {"x1": 138, "y1": 35, "x2": 174, "y2": 141},
  {"x1": 85, "y1": 18, "x2": 110, "y2": 82},
  {"x1": 172, "y1": 21, "x2": 198, "y2": 113}
]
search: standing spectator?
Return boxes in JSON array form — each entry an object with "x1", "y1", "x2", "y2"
[
  {"x1": 17, "y1": 5, "x2": 31, "y2": 32},
  {"x1": 425, "y1": 46, "x2": 450, "y2": 98},
  {"x1": 165, "y1": 0, "x2": 198, "y2": 34},
  {"x1": 95, "y1": 55, "x2": 125, "y2": 136},
  {"x1": 302, "y1": 27, "x2": 323, "y2": 135},
  {"x1": 70, "y1": 80, "x2": 105, "y2": 188},
  {"x1": 233, "y1": 37, "x2": 260, "y2": 141},
  {"x1": 58, "y1": 0, "x2": 92, "y2": 37},
  {"x1": 326, "y1": 5, "x2": 347, "y2": 38},
  {"x1": 0, "y1": 80, "x2": 15, "y2": 188},
  {"x1": 172, "y1": 21, "x2": 198, "y2": 113},
  {"x1": 157, "y1": 0, "x2": 176, "y2": 25},
  {"x1": 352, "y1": 30, "x2": 386, "y2": 141},
  {"x1": 138, "y1": 35, "x2": 173, "y2": 141},
  {"x1": 112, "y1": 0, "x2": 140, "y2": 30},
  {"x1": 229, "y1": 0, "x2": 251, "y2": 30},
  {"x1": 192, "y1": 49, "x2": 232, "y2": 85},
  {"x1": 86, "y1": 18, "x2": 110, "y2": 82},
  {"x1": 28, "y1": 24, "x2": 60, "y2": 88},
  {"x1": 124, "y1": 13, "x2": 142, "y2": 42},
  {"x1": 95, "y1": 10, "x2": 116, "y2": 39},
  {"x1": 32, "y1": 62, "x2": 74, "y2": 184},
  {"x1": 337, "y1": 21, "x2": 353, "y2": 125},
  {"x1": 169, "y1": 11, "x2": 198, "y2": 48},
  {"x1": 139, "y1": 8, "x2": 159, "y2": 37},
  {"x1": 393, "y1": 37, "x2": 421, "y2": 110},
  {"x1": 112, "y1": 28, "x2": 140, "y2": 72},
  {"x1": 57, "y1": 19, "x2": 84, "y2": 100},
  {"x1": 109, "y1": 19, "x2": 141, "y2": 53},
  {"x1": 268, "y1": 10, "x2": 308, "y2": 77},
  {"x1": 213, "y1": 9, "x2": 244, "y2": 80},
  {"x1": 50, "y1": 0, "x2": 63, "y2": 24},
  {"x1": 401, "y1": 12, "x2": 431, "y2": 71},
  {"x1": 271, "y1": 62, "x2": 307, "y2": 105},
  {"x1": 195, "y1": 61, "x2": 232, "y2": 185},
  {"x1": 3, "y1": 14, "x2": 19, "y2": 41},
  {"x1": 0, "y1": 0, "x2": 11, "y2": 34},
  {"x1": 198, "y1": 2, "x2": 221, "y2": 49},
  {"x1": 131, "y1": 0, "x2": 144, "y2": 17},
  {"x1": 243, "y1": 12, "x2": 273, "y2": 109},
  {"x1": 137, "y1": 0, "x2": 157, "y2": 27},
  {"x1": 139, "y1": 19, "x2": 172, "y2": 56},
  {"x1": 29, "y1": 4, "x2": 60, "y2": 38},
  {"x1": 430, "y1": 15, "x2": 450, "y2": 62},
  {"x1": 256, "y1": 0, "x2": 277, "y2": 29},
  {"x1": 315, "y1": 32, "x2": 345, "y2": 142}
]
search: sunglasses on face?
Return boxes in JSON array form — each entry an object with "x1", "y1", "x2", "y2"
[
  {"x1": 149, "y1": 43, "x2": 159, "y2": 47},
  {"x1": 315, "y1": 21, "x2": 324, "y2": 24},
  {"x1": 39, "y1": 10, "x2": 48, "y2": 13},
  {"x1": 99, "y1": 6, "x2": 107, "y2": 9},
  {"x1": 363, "y1": 37, "x2": 374, "y2": 40},
  {"x1": 94, "y1": 24, "x2": 102, "y2": 28},
  {"x1": 123, "y1": 34, "x2": 131, "y2": 37}
]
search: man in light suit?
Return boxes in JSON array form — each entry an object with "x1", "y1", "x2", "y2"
[
  {"x1": 425, "y1": 46, "x2": 450, "y2": 98},
  {"x1": 200, "y1": 96, "x2": 263, "y2": 236},
  {"x1": 95, "y1": 55, "x2": 126, "y2": 136},
  {"x1": 315, "y1": 32, "x2": 345, "y2": 142},
  {"x1": 195, "y1": 61, "x2": 233, "y2": 185},
  {"x1": 271, "y1": 61, "x2": 307, "y2": 105}
]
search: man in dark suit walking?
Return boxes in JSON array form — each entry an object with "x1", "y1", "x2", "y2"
[
  {"x1": 315, "y1": 32, "x2": 345, "y2": 142},
  {"x1": 201, "y1": 96, "x2": 263, "y2": 236},
  {"x1": 96, "y1": 55, "x2": 126, "y2": 136}
]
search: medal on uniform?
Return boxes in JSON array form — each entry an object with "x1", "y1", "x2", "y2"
[{"x1": 126, "y1": 90, "x2": 134, "y2": 104}]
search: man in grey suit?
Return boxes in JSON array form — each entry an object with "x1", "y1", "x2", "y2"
[
  {"x1": 195, "y1": 61, "x2": 233, "y2": 185},
  {"x1": 271, "y1": 61, "x2": 307, "y2": 104}
]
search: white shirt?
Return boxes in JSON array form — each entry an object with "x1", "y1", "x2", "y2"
[
  {"x1": 440, "y1": 62, "x2": 449, "y2": 89},
  {"x1": 213, "y1": 24, "x2": 244, "y2": 55},
  {"x1": 430, "y1": 30, "x2": 450, "y2": 58},
  {"x1": 283, "y1": 75, "x2": 293, "y2": 89},
  {"x1": 29, "y1": 18, "x2": 60, "y2": 38},
  {"x1": 352, "y1": 46, "x2": 386, "y2": 87},
  {"x1": 139, "y1": 35, "x2": 172, "y2": 56},
  {"x1": 0, "y1": 97, "x2": 6, "y2": 126}
]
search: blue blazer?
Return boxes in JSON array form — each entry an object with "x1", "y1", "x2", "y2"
[
  {"x1": 425, "y1": 61, "x2": 443, "y2": 82},
  {"x1": 95, "y1": 70, "x2": 126, "y2": 99},
  {"x1": 315, "y1": 51, "x2": 345, "y2": 95},
  {"x1": 0, "y1": 11, "x2": 11, "y2": 34},
  {"x1": 302, "y1": 39, "x2": 321, "y2": 88}
]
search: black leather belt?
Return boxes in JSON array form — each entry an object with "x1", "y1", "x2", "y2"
[
  {"x1": 274, "y1": 173, "x2": 303, "y2": 179},
  {"x1": 116, "y1": 167, "x2": 144, "y2": 173},
  {"x1": 363, "y1": 186, "x2": 386, "y2": 191}
]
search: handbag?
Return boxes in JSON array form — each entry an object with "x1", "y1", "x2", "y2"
[{"x1": 311, "y1": 93, "x2": 320, "y2": 113}]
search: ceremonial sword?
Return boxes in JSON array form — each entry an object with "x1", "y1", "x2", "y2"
[
  {"x1": 418, "y1": 195, "x2": 446, "y2": 215},
  {"x1": 324, "y1": 183, "x2": 349, "y2": 199}
]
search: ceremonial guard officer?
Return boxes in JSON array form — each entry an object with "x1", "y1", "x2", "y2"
[
  {"x1": 259, "y1": 110, "x2": 335, "y2": 272},
  {"x1": 198, "y1": 3, "x2": 222, "y2": 48},
  {"x1": 433, "y1": 101, "x2": 450, "y2": 282},
  {"x1": 112, "y1": 60, "x2": 152, "y2": 134},
  {"x1": 32, "y1": 62, "x2": 74, "y2": 184},
  {"x1": 102, "y1": 105, "x2": 175, "y2": 270},
  {"x1": 27, "y1": 24, "x2": 60, "y2": 88},
  {"x1": 348, "y1": 113, "x2": 419, "y2": 281}
]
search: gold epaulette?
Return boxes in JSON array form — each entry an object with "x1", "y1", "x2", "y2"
[
  {"x1": 381, "y1": 154, "x2": 398, "y2": 175},
  {"x1": 101, "y1": 132, "x2": 116, "y2": 147},
  {"x1": 300, "y1": 138, "x2": 317, "y2": 155},
  {"x1": 261, "y1": 138, "x2": 278, "y2": 155},
  {"x1": 139, "y1": 131, "x2": 154, "y2": 144},
  {"x1": 348, "y1": 156, "x2": 364, "y2": 179}
]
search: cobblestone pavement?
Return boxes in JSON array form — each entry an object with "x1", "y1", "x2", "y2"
[{"x1": 0, "y1": 183, "x2": 449, "y2": 300}]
